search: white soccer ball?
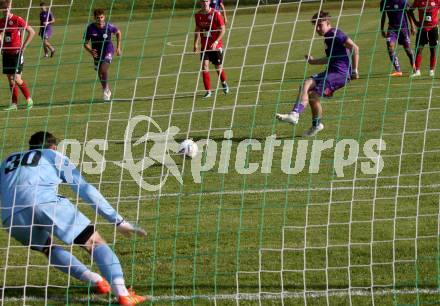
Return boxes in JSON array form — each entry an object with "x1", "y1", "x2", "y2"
[{"x1": 179, "y1": 139, "x2": 198, "y2": 158}]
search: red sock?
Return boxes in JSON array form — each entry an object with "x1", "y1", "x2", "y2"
[
  {"x1": 18, "y1": 81, "x2": 30, "y2": 100},
  {"x1": 217, "y1": 68, "x2": 227, "y2": 83},
  {"x1": 415, "y1": 53, "x2": 422, "y2": 70},
  {"x1": 9, "y1": 84, "x2": 18, "y2": 104},
  {"x1": 430, "y1": 49, "x2": 436, "y2": 70},
  {"x1": 202, "y1": 71, "x2": 211, "y2": 91}
]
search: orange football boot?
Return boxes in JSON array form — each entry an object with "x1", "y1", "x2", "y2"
[
  {"x1": 118, "y1": 289, "x2": 149, "y2": 306},
  {"x1": 95, "y1": 279, "x2": 111, "y2": 294}
]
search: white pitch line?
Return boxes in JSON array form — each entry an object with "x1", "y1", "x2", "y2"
[
  {"x1": 166, "y1": 40, "x2": 186, "y2": 47},
  {"x1": 2, "y1": 288, "x2": 439, "y2": 303},
  {"x1": 105, "y1": 182, "x2": 440, "y2": 202}
]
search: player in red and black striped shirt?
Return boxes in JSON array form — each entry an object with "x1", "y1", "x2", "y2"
[
  {"x1": 408, "y1": 0, "x2": 440, "y2": 77},
  {"x1": 194, "y1": 0, "x2": 229, "y2": 99},
  {"x1": 0, "y1": 0, "x2": 35, "y2": 110}
]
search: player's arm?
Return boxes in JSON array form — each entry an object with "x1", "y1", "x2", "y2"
[
  {"x1": 381, "y1": 10, "x2": 387, "y2": 37},
  {"x1": 48, "y1": 14, "x2": 55, "y2": 25},
  {"x1": 220, "y1": 3, "x2": 227, "y2": 24},
  {"x1": 83, "y1": 30, "x2": 98, "y2": 58},
  {"x1": 304, "y1": 55, "x2": 328, "y2": 65},
  {"x1": 115, "y1": 29, "x2": 122, "y2": 56},
  {"x1": 211, "y1": 24, "x2": 225, "y2": 49},
  {"x1": 407, "y1": 6, "x2": 420, "y2": 27},
  {"x1": 344, "y1": 38, "x2": 359, "y2": 79},
  {"x1": 194, "y1": 24, "x2": 201, "y2": 53},
  {"x1": 55, "y1": 152, "x2": 145, "y2": 236},
  {"x1": 22, "y1": 24, "x2": 35, "y2": 51},
  {"x1": 406, "y1": 9, "x2": 417, "y2": 35}
]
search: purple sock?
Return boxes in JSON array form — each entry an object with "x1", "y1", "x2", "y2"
[{"x1": 292, "y1": 103, "x2": 305, "y2": 113}]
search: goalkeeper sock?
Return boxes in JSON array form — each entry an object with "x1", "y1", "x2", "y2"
[
  {"x1": 49, "y1": 246, "x2": 88, "y2": 280},
  {"x1": 92, "y1": 244, "x2": 126, "y2": 294},
  {"x1": 80, "y1": 270, "x2": 103, "y2": 284}
]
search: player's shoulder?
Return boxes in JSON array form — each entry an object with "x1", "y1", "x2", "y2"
[
  {"x1": 106, "y1": 22, "x2": 118, "y2": 30},
  {"x1": 212, "y1": 9, "x2": 224, "y2": 22},
  {"x1": 39, "y1": 149, "x2": 65, "y2": 163},
  {"x1": 12, "y1": 14, "x2": 25, "y2": 22},
  {"x1": 1, "y1": 151, "x2": 20, "y2": 164},
  {"x1": 86, "y1": 22, "x2": 96, "y2": 30}
]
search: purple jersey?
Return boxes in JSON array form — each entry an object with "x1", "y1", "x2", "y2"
[
  {"x1": 380, "y1": 0, "x2": 409, "y2": 30},
  {"x1": 210, "y1": 0, "x2": 223, "y2": 10},
  {"x1": 84, "y1": 22, "x2": 118, "y2": 56},
  {"x1": 324, "y1": 28, "x2": 351, "y2": 74},
  {"x1": 39, "y1": 10, "x2": 54, "y2": 37}
]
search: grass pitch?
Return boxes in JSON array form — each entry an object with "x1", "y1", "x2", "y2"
[{"x1": 0, "y1": 1, "x2": 439, "y2": 305}]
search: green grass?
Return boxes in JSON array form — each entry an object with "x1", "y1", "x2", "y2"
[{"x1": 1, "y1": 1, "x2": 440, "y2": 305}]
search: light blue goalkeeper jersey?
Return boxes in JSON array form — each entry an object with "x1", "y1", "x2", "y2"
[{"x1": 0, "y1": 149, "x2": 122, "y2": 224}]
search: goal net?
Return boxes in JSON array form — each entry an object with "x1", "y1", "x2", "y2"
[{"x1": 0, "y1": 0, "x2": 439, "y2": 305}]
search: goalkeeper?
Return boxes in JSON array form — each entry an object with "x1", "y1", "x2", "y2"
[{"x1": 0, "y1": 131, "x2": 147, "y2": 306}]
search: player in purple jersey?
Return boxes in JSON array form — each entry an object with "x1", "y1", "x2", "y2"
[
  {"x1": 210, "y1": 0, "x2": 227, "y2": 23},
  {"x1": 83, "y1": 8, "x2": 121, "y2": 102},
  {"x1": 39, "y1": 2, "x2": 55, "y2": 58},
  {"x1": 276, "y1": 11, "x2": 359, "y2": 137},
  {"x1": 380, "y1": 0, "x2": 416, "y2": 76}
]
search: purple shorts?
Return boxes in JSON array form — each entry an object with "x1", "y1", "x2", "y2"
[
  {"x1": 386, "y1": 29, "x2": 410, "y2": 47},
  {"x1": 311, "y1": 71, "x2": 350, "y2": 98},
  {"x1": 39, "y1": 27, "x2": 52, "y2": 39},
  {"x1": 94, "y1": 52, "x2": 113, "y2": 70}
]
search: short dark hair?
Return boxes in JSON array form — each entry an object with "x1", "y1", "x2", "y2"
[
  {"x1": 29, "y1": 131, "x2": 58, "y2": 150},
  {"x1": 40, "y1": 2, "x2": 46, "y2": 6},
  {"x1": 311, "y1": 11, "x2": 331, "y2": 25},
  {"x1": 93, "y1": 8, "x2": 105, "y2": 17}
]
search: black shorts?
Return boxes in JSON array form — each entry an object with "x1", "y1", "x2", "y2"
[
  {"x1": 2, "y1": 53, "x2": 23, "y2": 74},
  {"x1": 416, "y1": 27, "x2": 439, "y2": 47},
  {"x1": 200, "y1": 50, "x2": 223, "y2": 65}
]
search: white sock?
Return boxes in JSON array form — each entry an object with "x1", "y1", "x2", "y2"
[
  {"x1": 80, "y1": 270, "x2": 103, "y2": 284},
  {"x1": 112, "y1": 277, "x2": 129, "y2": 297}
]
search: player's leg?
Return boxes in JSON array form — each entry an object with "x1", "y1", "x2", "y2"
[
  {"x1": 43, "y1": 198, "x2": 147, "y2": 303},
  {"x1": 400, "y1": 30, "x2": 415, "y2": 72},
  {"x1": 36, "y1": 201, "x2": 112, "y2": 293},
  {"x1": 276, "y1": 77, "x2": 317, "y2": 125},
  {"x1": 5, "y1": 74, "x2": 18, "y2": 109},
  {"x1": 213, "y1": 50, "x2": 229, "y2": 94},
  {"x1": 41, "y1": 236, "x2": 110, "y2": 293},
  {"x1": 303, "y1": 92, "x2": 324, "y2": 137},
  {"x1": 412, "y1": 28, "x2": 426, "y2": 77},
  {"x1": 3, "y1": 206, "x2": 107, "y2": 293},
  {"x1": 43, "y1": 38, "x2": 55, "y2": 57},
  {"x1": 386, "y1": 31, "x2": 402, "y2": 75},
  {"x1": 201, "y1": 53, "x2": 212, "y2": 98},
  {"x1": 11, "y1": 72, "x2": 33, "y2": 108},
  {"x1": 428, "y1": 27, "x2": 438, "y2": 77},
  {"x1": 82, "y1": 231, "x2": 148, "y2": 304},
  {"x1": 98, "y1": 61, "x2": 112, "y2": 101},
  {"x1": 39, "y1": 30, "x2": 48, "y2": 57}
]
